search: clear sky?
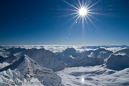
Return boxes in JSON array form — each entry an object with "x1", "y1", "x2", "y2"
[{"x1": 0, "y1": 0, "x2": 129, "y2": 45}]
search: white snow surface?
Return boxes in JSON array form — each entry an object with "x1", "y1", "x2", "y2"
[
  {"x1": 0, "y1": 55, "x2": 63, "y2": 86},
  {"x1": 0, "y1": 62, "x2": 10, "y2": 69},
  {"x1": 57, "y1": 66, "x2": 129, "y2": 86},
  {"x1": 0, "y1": 45, "x2": 129, "y2": 86}
]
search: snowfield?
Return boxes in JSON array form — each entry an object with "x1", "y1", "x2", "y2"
[
  {"x1": 57, "y1": 66, "x2": 129, "y2": 86},
  {"x1": 0, "y1": 45, "x2": 129, "y2": 86}
]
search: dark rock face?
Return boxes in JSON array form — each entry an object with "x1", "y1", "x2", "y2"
[
  {"x1": 73, "y1": 56, "x2": 104, "y2": 67},
  {"x1": 0, "y1": 55, "x2": 17, "y2": 63},
  {"x1": 115, "y1": 48, "x2": 129, "y2": 56},
  {"x1": 0, "y1": 56, "x2": 25, "y2": 72},
  {"x1": 106, "y1": 54, "x2": 129, "y2": 70}
]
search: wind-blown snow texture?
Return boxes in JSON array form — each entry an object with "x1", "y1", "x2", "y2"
[{"x1": 0, "y1": 45, "x2": 129, "y2": 86}]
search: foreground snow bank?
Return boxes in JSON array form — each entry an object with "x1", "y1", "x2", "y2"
[{"x1": 57, "y1": 66, "x2": 129, "y2": 86}]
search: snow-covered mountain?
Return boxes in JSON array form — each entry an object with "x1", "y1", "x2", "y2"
[
  {"x1": 24, "y1": 48, "x2": 66, "y2": 71},
  {"x1": 88, "y1": 48, "x2": 112, "y2": 58},
  {"x1": 55, "y1": 48, "x2": 78, "y2": 66},
  {"x1": 114, "y1": 48, "x2": 129, "y2": 56},
  {"x1": 71, "y1": 48, "x2": 112, "y2": 67},
  {"x1": 106, "y1": 54, "x2": 129, "y2": 70},
  {"x1": 2, "y1": 48, "x2": 66, "y2": 71},
  {"x1": 0, "y1": 55, "x2": 63, "y2": 86},
  {"x1": 73, "y1": 56, "x2": 104, "y2": 66},
  {"x1": 0, "y1": 45, "x2": 129, "y2": 86}
]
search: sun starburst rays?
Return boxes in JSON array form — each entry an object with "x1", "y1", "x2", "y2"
[{"x1": 63, "y1": 0, "x2": 100, "y2": 27}]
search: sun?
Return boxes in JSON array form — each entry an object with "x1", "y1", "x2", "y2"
[
  {"x1": 79, "y1": 7, "x2": 88, "y2": 16},
  {"x1": 63, "y1": 0, "x2": 100, "y2": 26}
]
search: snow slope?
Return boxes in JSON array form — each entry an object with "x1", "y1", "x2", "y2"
[
  {"x1": 72, "y1": 48, "x2": 112, "y2": 67},
  {"x1": 57, "y1": 66, "x2": 129, "y2": 86},
  {"x1": 0, "y1": 55, "x2": 63, "y2": 86},
  {"x1": 2, "y1": 47, "x2": 66, "y2": 71},
  {"x1": 25, "y1": 48, "x2": 66, "y2": 71}
]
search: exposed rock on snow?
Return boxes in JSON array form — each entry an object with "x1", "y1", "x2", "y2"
[
  {"x1": 0, "y1": 55, "x2": 63, "y2": 86},
  {"x1": 16, "y1": 55, "x2": 63, "y2": 86}
]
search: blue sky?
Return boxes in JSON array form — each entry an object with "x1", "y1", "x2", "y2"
[{"x1": 0, "y1": 0, "x2": 129, "y2": 45}]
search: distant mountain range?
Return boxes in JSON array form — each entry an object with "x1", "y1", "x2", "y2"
[{"x1": 0, "y1": 45, "x2": 129, "y2": 86}]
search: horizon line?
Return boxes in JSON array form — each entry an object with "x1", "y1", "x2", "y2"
[{"x1": 0, "y1": 44, "x2": 128, "y2": 46}]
